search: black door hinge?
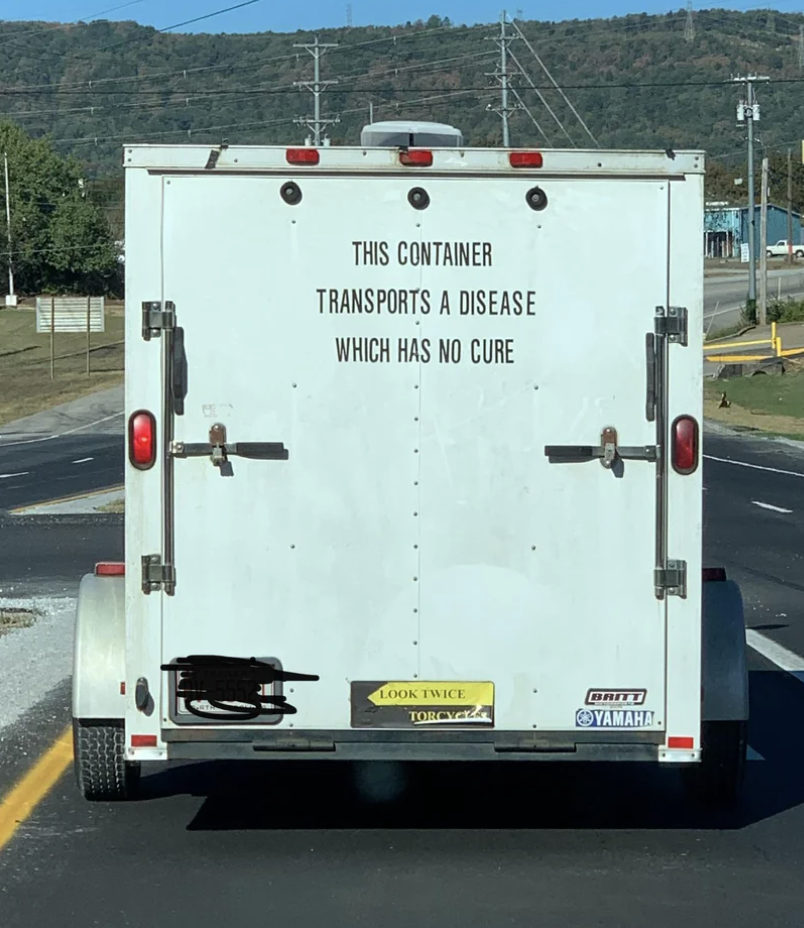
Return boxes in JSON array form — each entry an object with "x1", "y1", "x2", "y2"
[
  {"x1": 655, "y1": 559, "x2": 687, "y2": 599},
  {"x1": 142, "y1": 301, "x2": 176, "y2": 341},
  {"x1": 654, "y1": 306, "x2": 688, "y2": 346},
  {"x1": 141, "y1": 554, "x2": 176, "y2": 595}
]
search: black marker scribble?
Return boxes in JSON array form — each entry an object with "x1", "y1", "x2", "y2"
[{"x1": 161, "y1": 655, "x2": 319, "y2": 720}]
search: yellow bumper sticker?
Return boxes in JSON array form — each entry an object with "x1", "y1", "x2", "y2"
[{"x1": 351, "y1": 680, "x2": 494, "y2": 728}]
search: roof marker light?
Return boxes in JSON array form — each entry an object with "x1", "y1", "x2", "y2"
[
  {"x1": 399, "y1": 149, "x2": 433, "y2": 167},
  {"x1": 509, "y1": 151, "x2": 544, "y2": 168},
  {"x1": 286, "y1": 148, "x2": 320, "y2": 165}
]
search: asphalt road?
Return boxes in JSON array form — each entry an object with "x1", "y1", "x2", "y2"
[
  {"x1": 0, "y1": 434, "x2": 123, "y2": 510},
  {"x1": 705, "y1": 266, "x2": 804, "y2": 332},
  {"x1": 2, "y1": 428, "x2": 804, "y2": 926}
]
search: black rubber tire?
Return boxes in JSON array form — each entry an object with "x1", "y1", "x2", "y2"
[
  {"x1": 73, "y1": 720, "x2": 141, "y2": 801},
  {"x1": 681, "y1": 720, "x2": 747, "y2": 805},
  {"x1": 796, "y1": 250, "x2": 804, "y2": 258}
]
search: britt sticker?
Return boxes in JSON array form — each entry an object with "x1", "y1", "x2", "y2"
[
  {"x1": 585, "y1": 689, "x2": 647, "y2": 707},
  {"x1": 575, "y1": 708, "x2": 655, "y2": 729}
]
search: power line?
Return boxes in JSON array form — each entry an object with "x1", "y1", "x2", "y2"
[
  {"x1": 509, "y1": 17, "x2": 599, "y2": 147},
  {"x1": 509, "y1": 85, "x2": 553, "y2": 147}
]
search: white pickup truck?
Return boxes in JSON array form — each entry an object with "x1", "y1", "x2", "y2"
[
  {"x1": 766, "y1": 239, "x2": 804, "y2": 258},
  {"x1": 71, "y1": 125, "x2": 749, "y2": 807}
]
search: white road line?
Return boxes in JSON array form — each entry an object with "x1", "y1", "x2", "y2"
[
  {"x1": 747, "y1": 747, "x2": 765, "y2": 761},
  {"x1": 71, "y1": 457, "x2": 94, "y2": 464},
  {"x1": 0, "y1": 471, "x2": 29, "y2": 479},
  {"x1": 746, "y1": 628, "x2": 804, "y2": 686},
  {"x1": 752, "y1": 500, "x2": 793, "y2": 514},
  {"x1": 703, "y1": 453, "x2": 804, "y2": 479},
  {"x1": 0, "y1": 411, "x2": 124, "y2": 448}
]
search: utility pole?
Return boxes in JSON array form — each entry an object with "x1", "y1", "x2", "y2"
[
  {"x1": 800, "y1": 25, "x2": 804, "y2": 70},
  {"x1": 486, "y1": 10, "x2": 520, "y2": 147},
  {"x1": 734, "y1": 74, "x2": 770, "y2": 319},
  {"x1": 760, "y1": 156, "x2": 768, "y2": 326},
  {"x1": 684, "y1": 0, "x2": 695, "y2": 43},
  {"x1": 3, "y1": 153, "x2": 15, "y2": 309},
  {"x1": 788, "y1": 147, "x2": 794, "y2": 264},
  {"x1": 293, "y1": 36, "x2": 339, "y2": 146}
]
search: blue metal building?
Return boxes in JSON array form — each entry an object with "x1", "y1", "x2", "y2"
[{"x1": 704, "y1": 202, "x2": 803, "y2": 257}]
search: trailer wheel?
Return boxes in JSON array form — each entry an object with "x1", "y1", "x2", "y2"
[
  {"x1": 73, "y1": 720, "x2": 141, "y2": 801},
  {"x1": 682, "y1": 720, "x2": 747, "y2": 804}
]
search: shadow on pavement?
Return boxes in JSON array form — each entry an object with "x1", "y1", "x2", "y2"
[{"x1": 134, "y1": 669, "x2": 804, "y2": 832}]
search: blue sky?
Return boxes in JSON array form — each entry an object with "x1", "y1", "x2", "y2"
[{"x1": 3, "y1": 0, "x2": 803, "y2": 34}]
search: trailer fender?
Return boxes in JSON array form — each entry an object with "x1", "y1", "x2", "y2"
[
  {"x1": 702, "y1": 578, "x2": 749, "y2": 722},
  {"x1": 72, "y1": 573, "x2": 127, "y2": 720}
]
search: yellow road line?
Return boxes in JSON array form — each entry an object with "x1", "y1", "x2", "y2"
[
  {"x1": 0, "y1": 726, "x2": 73, "y2": 853},
  {"x1": 9, "y1": 484, "x2": 124, "y2": 514}
]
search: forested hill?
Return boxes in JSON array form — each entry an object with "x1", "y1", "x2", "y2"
[{"x1": 1, "y1": 7, "x2": 804, "y2": 181}]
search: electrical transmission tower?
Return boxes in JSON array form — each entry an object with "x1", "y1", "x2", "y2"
[
  {"x1": 486, "y1": 10, "x2": 521, "y2": 147},
  {"x1": 684, "y1": 1, "x2": 695, "y2": 44},
  {"x1": 346, "y1": 4, "x2": 352, "y2": 27},
  {"x1": 294, "y1": 36, "x2": 339, "y2": 146},
  {"x1": 799, "y1": 25, "x2": 804, "y2": 71}
]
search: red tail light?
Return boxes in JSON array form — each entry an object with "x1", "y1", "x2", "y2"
[
  {"x1": 129, "y1": 410, "x2": 156, "y2": 470},
  {"x1": 286, "y1": 147, "x2": 319, "y2": 165},
  {"x1": 509, "y1": 151, "x2": 544, "y2": 168},
  {"x1": 667, "y1": 736, "x2": 694, "y2": 749},
  {"x1": 399, "y1": 149, "x2": 433, "y2": 167},
  {"x1": 131, "y1": 735, "x2": 157, "y2": 747},
  {"x1": 95, "y1": 562, "x2": 125, "y2": 577},
  {"x1": 671, "y1": 415, "x2": 699, "y2": 475}
]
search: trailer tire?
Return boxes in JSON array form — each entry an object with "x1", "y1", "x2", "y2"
[
  {"x1": 73, "y1": 720, "x2": 141, "y2": 802},
  {"x1": 682, "y1": 719, "x2": 747, "y2": 805}
]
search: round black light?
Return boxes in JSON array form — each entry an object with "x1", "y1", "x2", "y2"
[
  {"x1": 408, "y1": 187, "x2": 430, "y2": 210},
  {"x1": 525, "y1": 186, "x2": 548, "y2": 211},
  {"x1": 280, "y1": 182, "x2": 302, "y2": 205}
]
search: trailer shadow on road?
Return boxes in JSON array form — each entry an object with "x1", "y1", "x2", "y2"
[{"x1": 132, "y1": 668, "x2": 804, "y2": 832}]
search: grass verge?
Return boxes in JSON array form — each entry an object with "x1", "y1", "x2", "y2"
[
  {"x1": 96, "y1": 498, "x2": 125, "y2": 513},
  {"x1": 704, "y1": 363, "x2": 804, "y2": 439},
  {"x1": 0, "y1": 608, "x2": 37, "y2": 636},
  {"x1": 0, "y1": 304, "x2": 123, "y2": 427}
]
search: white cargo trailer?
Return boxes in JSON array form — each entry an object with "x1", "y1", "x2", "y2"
[{"x1": 72, "y1": 139, "x2": 749, "y2": 804}]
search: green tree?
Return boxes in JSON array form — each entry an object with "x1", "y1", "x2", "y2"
[{"x1": 0, "y1": 121, "x2": 120, "y2": 297}]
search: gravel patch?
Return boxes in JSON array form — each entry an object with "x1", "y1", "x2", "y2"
[{"x1": 0, "y1": 596, "x2": 76, "y2": 733}]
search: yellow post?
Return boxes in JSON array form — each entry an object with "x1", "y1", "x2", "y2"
[{"x1": 772, "y1": 321, "x2": 778, "y2": 356}]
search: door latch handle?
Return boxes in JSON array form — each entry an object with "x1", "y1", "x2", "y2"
[
  {"x1": 545, "y1": 427, "x2": 657, "y2": 469},
  {"x1": 170, "y1": 422, "x2": 289, "y2": 465}
]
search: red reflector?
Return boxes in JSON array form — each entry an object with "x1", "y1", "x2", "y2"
[
  {"x1": 128, "y1": 411, "x2": 156, "y2": 470},
  {"x1": 509, "y1": 151, "x2": 544, "y2": 168},
  {"x1": 668, "y1": 736, "x2": 694, "y2": 749},
  {"x1": 131, "y1": 735, "x2": 157, "y2": 748},
  {"x1": 671, "y1": 415, "x2": 699, "y2": 475},
  {"x1": 399, "y1": 149, "x2": 433, "y2": 167},
  {"x1": 95, "y1": 562, "x2": 125, "y2": 577},
  {"x1": 286, "y1": 147, "x2": 319, "y2": 165},
  {"x1": 703, "y1": 567, "x2": 727, "y2": 583}
]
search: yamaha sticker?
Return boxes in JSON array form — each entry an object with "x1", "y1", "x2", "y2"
[{"x1": 575, "y1": 708, "x2": 654, "y2": 729}]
